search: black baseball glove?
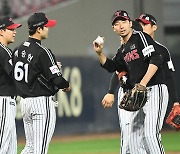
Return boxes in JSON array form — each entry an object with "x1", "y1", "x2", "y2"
[
  {"x1": 166, "y1": 104, "x2": 180, "y2": 130},
  {"x1": 119, "y1": 83, "x2": 147, "y2": 111}
]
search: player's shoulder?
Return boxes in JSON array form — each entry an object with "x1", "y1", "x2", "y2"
[
  {"x1": 132, "y1": 30, "x2": 153, "y2": 44},
  {"x1": 133, "y1": 30, "x2": 150, "y2": 38},
  {"x1": 155, "y1": 41, "x2": 169, "y2": 51},
  {"x1": 35, "y1": 42, "x2": 51, "y2": 52},
  {"x1": 36, "y1": 42, "x2": 53, "y2": 56},
  {"x1": 0, "y1": 42, "x2": 13, "y2": 57},
  {"x1": 155, "y1": 41, "x2": 171, "y2": 57},
  {"x1": 18, "y1": 40, "x2": 51, "y2": 53}
]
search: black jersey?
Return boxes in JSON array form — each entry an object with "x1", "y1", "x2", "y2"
[
  {"x1": 155, "y1": 41, "x2": 178, "y2": 102},
  {"x1": 12, "y1": 38, "x2": 69, "y2": 97},
  {"x1": 102, "y1": 31, "x2": 166, "y2": 87},
  {"x1": 0, "y1": 43, "x2": 16, "y2": 96}
]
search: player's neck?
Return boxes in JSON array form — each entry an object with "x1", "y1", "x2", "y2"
[
  {"x1": 0, "y1": 39, "x2": 8, "y2": 46},
  {"x1": 151, "y1": 33, "x2": 155, "y2": 40},
  {"x1": 29, "y1": 33, "x2": 42, "y2": 41}
]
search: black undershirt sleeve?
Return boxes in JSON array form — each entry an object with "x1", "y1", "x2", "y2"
[
  {"x1": 108, "y1": 72, "x2": 119, "y2": 94},
  {"x1": 159, "y1": 45, "x2": 178, "y2": 103},
  {"x1": 165, "y1": 71, "x2": 178, "y2": 103}
]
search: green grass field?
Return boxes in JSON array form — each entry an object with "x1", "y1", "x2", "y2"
[{"x1": 17, "y1": 131, "x2": 180, "y2": 154}]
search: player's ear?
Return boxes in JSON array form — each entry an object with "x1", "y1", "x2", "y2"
[
  {"x1": 0, "y1": 29, "x2": 4, "y2": 36},
  {"x1": 36, "y1": 27, "x2": 42, "y2": 33},
  {"x1": 112, "y1": 25, "x2": 116, "y2": 31},
  {"x1": 129, "y1": 20, "x2": 132, "y2": 28},
  {"x1": 152, "y1": 25, "x2": 157, "y2": 31}
]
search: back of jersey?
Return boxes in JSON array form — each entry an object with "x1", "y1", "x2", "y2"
[
  {"x1": 13, "y1": 40, "x2": 38, "y2": 97},
  {"x1": 13, "y1": 37, "x2": 66, "y2": 97}
]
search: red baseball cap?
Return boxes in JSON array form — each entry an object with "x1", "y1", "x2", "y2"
[
  {"x1": 135, "y1": 14, "x2": 157, "y2": 25},
  {"x1": 0, "y1": 17, "x2": 22, "y2": 30}
]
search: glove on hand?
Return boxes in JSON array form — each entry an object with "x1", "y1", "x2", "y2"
[
  {"x1": 166, "y1": 104, "x2": 180, "y2": 130},
  {"x1": 119, "y1": 83, "x2": 147, "y2": 111}
]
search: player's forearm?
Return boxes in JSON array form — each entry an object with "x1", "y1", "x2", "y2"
[
  {"x1": 52, "y1": 76, "x2": 70, "y2": 89},
  {"x1": 108, "y1": 72, "x2": 119, "y2": 94},
  {"x1": 140, "y1": 64, "x2": 158, "y2": 87},
  {"x1": 97, "y1": 52, "x2": 107, "y2": 65}
]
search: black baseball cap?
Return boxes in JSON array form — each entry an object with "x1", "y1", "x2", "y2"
[
  {"x1": 0, "y1": 16, "x2": 22, "y2": 30},
  {"x1": 28, "y1": 12, "x2": 56, "y2": 29},
  {"x1": 111, "y1": 10, "x2": 130, "y2": 25},
  {"x1": 135, "y1": 14, "x2": 157, "y2": 25}
]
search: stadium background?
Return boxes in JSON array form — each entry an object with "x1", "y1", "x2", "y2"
[{"x1": 1, "y1": 0, "x2": 180, "y2": 151}]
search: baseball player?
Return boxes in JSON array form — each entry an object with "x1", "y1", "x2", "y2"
[
  {"x1": 136, "y1": 13, "x2": 179, "y2": 118},
  {"x1": 93, "y1": 10, "x2": 169, "y2": 154},
  {"x1": 12, "y1": 12, "x2": 70, "y2": 154},
  {"x1": 102, "y1": 20, "x2": 143, "y2": 108},
  {"x1": 103, "y1": 14, "x2": 179, "y2": 153},
  {"x1": 0, "y1": 16, "x2": 21, "y2": 154}
]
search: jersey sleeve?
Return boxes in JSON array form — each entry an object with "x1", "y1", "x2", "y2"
[
  {"x1": 160, "y1": 45, "x2": 175, "y2": 72},
  {"x1": 38, "y1": 48, "x2": 62, "y2": 80},
  {"x1": 102, "y1": 50, "x2": 127, "y2": 73},
  {"x1": 38, "y1": 49, "x2": 69, "y2": 88},
  {"x1": 166, "y1": 71, "x2": 178, "y2": 102},
  {"x1": 138, "y1": 32, "x2": 163, "y2": 67},
  {"x1": 0, "y1": 48, "x2": 13, "y2": 76}
]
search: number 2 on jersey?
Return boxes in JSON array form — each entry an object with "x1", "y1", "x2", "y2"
[{"x1": 14, "y1": 61, "x2": 29, "y2": 83}]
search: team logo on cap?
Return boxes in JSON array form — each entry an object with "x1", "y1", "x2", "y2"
[
  {"x1": 145, "y1": 17, "x2": 150, "y2": 21},
  {"x1": 140, "y1": 14, "x2": 145, "y2": 19},
  {"x1": 9, "y1": 18, "x2": 13, "y2": 21},
  {"x1": 123, "y1": 12, "x2": 127, "y2": 17},
  {"x1": 115, "y1": 11, "x2": 121, "y2": 16},
  {"x1": 115, "y1": 11, "x2": 127, "y2": 17}
]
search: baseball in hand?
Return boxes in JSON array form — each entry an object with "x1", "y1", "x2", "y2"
[{"x1": 93, "y1": 36, "x2": 104, "y2": 45}]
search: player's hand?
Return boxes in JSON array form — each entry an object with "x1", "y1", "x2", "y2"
[
  {"x1": 173, "y1": 102, "x2": 180, "y2": 106},
  {"x1": 102, "y1": 93, "x2": 114, "y2": 108},
  {"x1": 62, "y1": 85, "x2": 71, "y2": 92},
  {"x1": 93, "y1": 43, "x2": 103, "y2": 55},
  {"x1": 93, "y1": 36, "x2": 104, "y2": 55},
  {"x1": 56, "y1": 61, "x2": 62, "y2": 69}
]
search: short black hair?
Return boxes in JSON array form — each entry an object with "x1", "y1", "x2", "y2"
[{"x1": 28, "y1": 25, "x2": 44, "y2": 36}]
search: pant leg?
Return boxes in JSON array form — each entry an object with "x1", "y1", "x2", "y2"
[
  {"x1": 118, "y1": 88, "x2": 132, "y2": 154},
  {"x1": 118, "y1": 88, "x2": 147, "y2": 154},
  {"x1": 8, "y1": 98, "x2": 17, "y2": 154},
  {"x1": 20, "y1": 98, "x2": 34, "y2": 154},
  {"x1": 0, "y1": 97, "x2": 17, "y2": 154},
  {"x1": 32, "y1": 97, "x2": 56, "y2": 154},
  {"x1": 119, "y1": 108, "x2": 132, "y2": 154},
  {"x1": 128, "y1": 109, "x2": 147, "y2": 154},
  {"x1": 143, "y1": 84, "x2": 168, "y2": 154}
]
